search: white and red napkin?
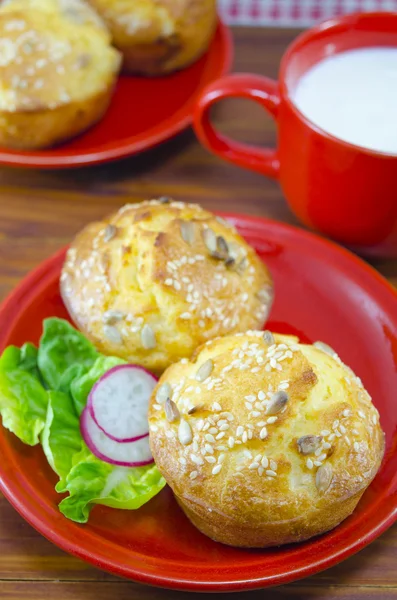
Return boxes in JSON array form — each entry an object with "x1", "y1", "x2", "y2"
[{"x1": 218, "y1": 0, "x2": 397, "y2": 26}]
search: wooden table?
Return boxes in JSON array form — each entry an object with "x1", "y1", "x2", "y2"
[{"x1": 1, "y1": 26, "x2": 397, "y2": 600}]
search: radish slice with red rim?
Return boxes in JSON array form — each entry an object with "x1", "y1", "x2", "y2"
[
  {"x1": 81, "y1": 408, "x2": 154, "y2": 467},
  {"x1": 88, "y1": 364, "x2": 157, "y2": 442}
]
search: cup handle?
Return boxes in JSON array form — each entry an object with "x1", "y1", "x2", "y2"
[{"x1": 193, "y1": 74, "x2": 281, "y2": 180}]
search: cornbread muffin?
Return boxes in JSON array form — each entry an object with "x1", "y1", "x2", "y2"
[
  {"x1": 60, "y1": 199, "x2": 273, "y2": 374},
  {"x1": 86, "y1": 0, "x2": 217, "y2": 75},
  {"x1": 0, "y1": 0, "x2": 121, "y2": 149},
  {"x1": 149, "y1": 332, "x2": 385, "y2": 547}
]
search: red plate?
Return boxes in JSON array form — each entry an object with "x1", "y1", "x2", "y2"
[
  {"x1": 0, "y1": 20, "x2": 232, "y2": 169},
  {"x1": 0, "y1": 214, "x2": 397, "y2": 591}
]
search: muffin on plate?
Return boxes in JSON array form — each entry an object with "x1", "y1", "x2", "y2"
[
  {"x1": 60, "y1": 199, "x2": 273, "y2": 373},
  {"x1": 148, "y1": 332, "x2": 385, "y2": 547},
  {"x1": 0, "y1": 0, "x2": 121, "y2": 149},
  {"x1": 86, "y1": 0, "x2": 217, "y2": 75}
]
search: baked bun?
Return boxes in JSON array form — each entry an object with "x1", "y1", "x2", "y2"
[
  {"x1": 86, "y1": 0, "x2": 217, "y2": 75},
  {"x1": 60, "y1": 199, "x2": 273, "y2": 374},
  {"x1": 148, "y1": 332, "x2": 385, "y2": 547},
  {"x1": 0, "y1": 0, "x2": 121, "y2": 149}
]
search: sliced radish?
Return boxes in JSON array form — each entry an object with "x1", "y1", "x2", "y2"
[
  {"x1": 81, "y1": 408, "x2": 154, "y2": 467},
  {"x1": 88, "y1": 364, "x2": 157, "y2": 442}
]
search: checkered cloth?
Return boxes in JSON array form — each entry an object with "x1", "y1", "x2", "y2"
[{"x1": 218, "y1": 0, "x2": 397, "y2": 26}]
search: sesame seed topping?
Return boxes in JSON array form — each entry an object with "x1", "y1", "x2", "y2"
[
  {"x1": 103, "y1": 325, "x2": 122, "y2": 344},
  {"x1": 278, "y1": 382, "x2": 290, "y2": 390},
  {"x1": 212, "y1": 464, "x2": 222, "y2": 475},
  {"x1": 354, "y1": 441, "x2": 360, "y2": 451},
  {"x1": 266, "y1": 470, "x2": 277, "y2": 477},
  {"x1": 249, "y1": 462, "x2": 260, "y2": 470},
  {"x1": 178, "y1": 419, "x2": 193, "y2": 445},
  {"x1": 190, "y1": 471, "x2": 198, "y2": 480},
  {"x1": 141, "y1": 324, "x2": 156, "y2": 349},
  {"x1": 246, "y1": 394, "x2": 256, "y2": 402},
  {"x1": 306, "y1": 458, "x2": 314, "y2": 469},
  {"x1": 260, "y1": 426, "x2": 268, "y2": 439},
  {"x1": 191, "y1": 454, "x2": 203, "y2": 465},
  {"x1": 205, "y1": 456, "x2": 216, "y2": 463},
  {"x1": 261, "y1": 456, "x2": 269, "y2": 468}
]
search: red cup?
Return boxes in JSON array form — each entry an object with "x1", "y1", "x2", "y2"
[{"x1": 193, "y1": 12, "x2": 397, "y2": 253}]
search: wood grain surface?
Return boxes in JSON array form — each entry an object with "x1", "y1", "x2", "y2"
[{"x1": 0, "y1": 26, "x2": 397, "y2": 600}]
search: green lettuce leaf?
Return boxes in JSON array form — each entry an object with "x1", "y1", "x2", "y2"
[
  {"x1": 38, "y1": 318, "x2": 98, "y2": 392},
  {"x1": 58, "y1": 445, "x2": 166, "y2": 523},
  {"x1": 19, "y1": 343, "x2": 42, "y2": 379},
  {"x1": 71, "y1": 355, "x2": 126, "y2": 416},
  {"x1": 1, "y1": 318, "x2": 165, "y2": 523},
  {"x1": 0, "y1": 344, "x2": 49, "y2": 445},
  {"x1": 41, "y1": 390, "x2": 83, "y2": 489}
]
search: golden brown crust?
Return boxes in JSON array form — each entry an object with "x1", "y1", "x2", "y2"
[
  {"x1": 87, "y1": 0, "x2": 217, "y2": 75},
  {"x1": 60, "y1": 199, "x2": 273, "y2": 374},
  {"x1": 0, "y1": 0, "x2": 121, "y2": 148},
  {"x1": 148, "y1": 332, "x2": 385, "y2": 547},
  {"x1": 0, "y1": 86, "x2": 114, "y2": 149}
]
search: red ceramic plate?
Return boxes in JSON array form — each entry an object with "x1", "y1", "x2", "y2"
[
  {"x1": 0, "y1": 214, "x2": 397, "y2": 591},
  {"x1": 0, "y1": 20, "x2": 232, "y2": 169}
]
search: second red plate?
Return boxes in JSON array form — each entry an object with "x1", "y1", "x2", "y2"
[
  {"x1": 0, "y1": 20, "x2": 232, "y2": 169},
  {"x1": 0, "y1": 214, "x2": 397, "y2": 591}
]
